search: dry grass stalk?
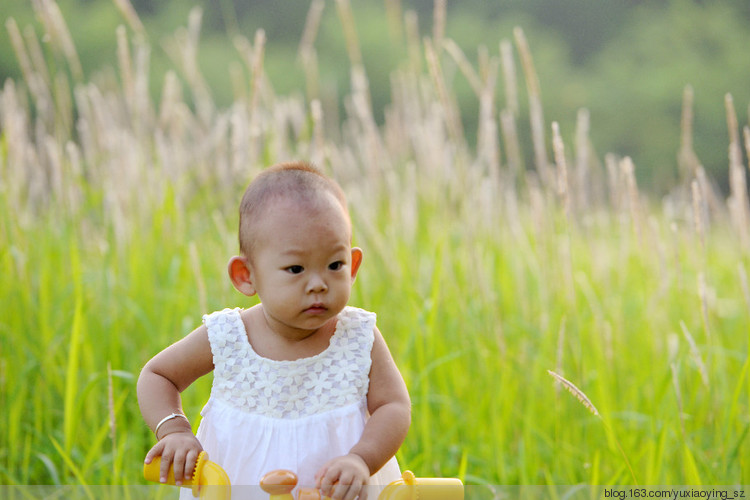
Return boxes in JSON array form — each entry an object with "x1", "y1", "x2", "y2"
[
  {"x1": 574, "y1": 108, "x2": 592, "y2": 211},
  {"x1": 163, "y1": 8, "x2": 214, "y2": 125},
  {"x1": 499, "y1": 39, "x2": 518, "y2": 116},
  {"x1": 232, "y1": 29, "x2": 267, "y2": 165},
  {"x1": 25, "y1": 22, "x2": 51, "y2": 87},
  {"x1": 679, "y1": 321, "x2": 709, "y2": 387},
  {"x1": 443, "y1": 39, "x2": 482, "y2": 97},
  {"x1": 691, "y1": 179, "x2": 707, "y2": 256},
  {"x1": 695, "y1": 165, "x2": 723, "y2": 226},
  {"x1": 53, "y1": 70, "x2": 74, "y2": 135},
  {"x1": 6, "y1": 18, "x2": 51, "y2": 121},
  {"x1": 432, "y1": 0, "x2": 446, "y2": 50},
  {"x1": 384, "y1": 0, "x2": 404, "y2": 44},
  {"x1": 514, "y1": 27, "x2": 551, "y2": 186},
  {"x1": 132, "y1": 36, "x2": 153, "y2": 131},
  {"x1": 310, "y1": 99, "x2": 326, "y2": 166},
  {"x1": 424, "y1": 37, "x2": 464, "y2": 145},
  {"x1": 552, "y1": 121, "x2": 571, "y2": 220},
  {"x1": 298, "y1": 0, "x2": 324, "y2": 61},
  {"x1": 403, "y1": 10, "x2": 421, "y2": 71},
  {"x1": 5, "y1": 17, "x2": 33, "y2": 83},
  {"x1": 621, "y1": 156, "x2": 643, "y2": 247},
  {"x1": 678, "y1": 85, "x2": 700, "y2": 181},
  {"x1": 335, "y1": 0, "x2": 362, "y2": 67},
  {"x1": 36, "y1": 0, "x2": 84, "y2": 81},
  {"x1": 112, "y1": 0, "x2": 146, "y2": 36},
  {"x1": 300, "y1": 47, "x2": 320, "y2": 101},
  {"x1": 249, "y1": 29, "x2": 267, "y2": 116},
  {"x1": 605, "y1": 153, "x2": 621, "y2": 213},
  {"x1": 116, "y1": 26, "x2": 135, "y2": 109},
  {"x1": 500, "y1": 109, "x2": 522, "y2": 179},
  {"x1": 298, "y1": 0, "x2": 324, "y2": 100},
  {"x1": 725, "y1": 94, "x2": 750, "y2": 250},
  {"x1": 547, "y1": 370, "x2": 600, "y2": 417},
  {"x1": 477, "y1": 56, "x2": 500, "y2": 180},
  {"x1": 5, "y1": 19, "x2": 33, "y2": 87},
  {"x1": 697, "y1": 272, "x2": 712, "y2": 341}
]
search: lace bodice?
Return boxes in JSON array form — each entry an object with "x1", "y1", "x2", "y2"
[{"x1": 204, "y1": 306, "x2": 375, "y2": 419}]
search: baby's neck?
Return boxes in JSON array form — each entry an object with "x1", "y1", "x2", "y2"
[{"x1": 239, "y1": 305, "x2": 338, "y2": 362}]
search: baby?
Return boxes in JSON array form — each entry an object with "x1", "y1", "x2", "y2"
[{"x1": 137, "y1": 162, "x2": 411, "y2": 500}]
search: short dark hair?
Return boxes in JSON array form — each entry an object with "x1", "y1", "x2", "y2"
[{"x1": 238, "y1": 162, "x2": 349, "y2": 257}]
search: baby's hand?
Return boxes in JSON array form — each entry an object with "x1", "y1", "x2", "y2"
[
  {"x1": 144, "y1": 431, "x2": 203, "y2": 486},
  {"x1": 315, "y1": 453, "x2": 370, "y2": 500}
]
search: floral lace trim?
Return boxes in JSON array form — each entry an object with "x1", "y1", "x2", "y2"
[{"x1": 205, "y1": 307, "x2": 375, "y2": 419}]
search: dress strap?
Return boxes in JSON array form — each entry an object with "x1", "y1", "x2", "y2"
[
  {"x1": 329, "y1": 307, "x2": 376, "y2": 367},
  {"x1": 203, "y1": 308, "x2": 250, "y2": 370}
]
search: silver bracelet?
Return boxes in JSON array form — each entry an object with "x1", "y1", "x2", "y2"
[{"x1": 154, "y1": 412, "x2": 189, "y2": 438}]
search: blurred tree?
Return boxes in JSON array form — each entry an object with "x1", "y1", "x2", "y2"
[
  {"x1": 579, "y1": 0, "x2": 750, "y2": 192},
  {"x1": 127, "y1": 0, "x2": 159, "y2": 15}
]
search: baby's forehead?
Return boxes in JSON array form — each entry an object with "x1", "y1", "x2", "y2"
[
  {"x1": 260, "y1": 189, "x2": 346, "y2": 216},
  {"x1": 242, "y1": 191, "x2": 351, "y2": 243}
]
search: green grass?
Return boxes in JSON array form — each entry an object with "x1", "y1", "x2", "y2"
[{"x1": 1, "y1": 0, "x2": 749, "y2": 488}]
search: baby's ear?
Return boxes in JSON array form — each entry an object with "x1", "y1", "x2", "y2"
[
  {"x1": 228, "y1": 256, "x2": 257, "y2": 296},
  {"x1": 350, "y1": 247, "x2": 363, "y2": 281}
]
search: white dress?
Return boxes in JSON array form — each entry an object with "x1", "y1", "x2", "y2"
[{"x1": 183, "y1": 306, "x2": 401, "y2": 495}]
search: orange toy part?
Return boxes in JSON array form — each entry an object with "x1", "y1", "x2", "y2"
[{"x1": 260, "y1": 469, "x2": 298, "y2": 500}]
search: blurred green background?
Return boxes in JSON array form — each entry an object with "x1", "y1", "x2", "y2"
[
  {"x1": 2, "y1": 0, "x2": 749, "y2": 194},
  {"x1": 2, "y1": 0, "x2": 749, "y2": 487}
]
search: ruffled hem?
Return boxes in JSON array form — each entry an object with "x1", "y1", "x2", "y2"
[{"x1": 195, "y1": 397, "x2": 400, "y2": 488}]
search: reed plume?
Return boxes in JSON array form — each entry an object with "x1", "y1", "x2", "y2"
[{"x1": 547, "y1": 370, "x2": 638, "y2": 484}]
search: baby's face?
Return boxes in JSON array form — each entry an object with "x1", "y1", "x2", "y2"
[{"x1": 248, "y1": 194, "x2": 358, "y2": 340}]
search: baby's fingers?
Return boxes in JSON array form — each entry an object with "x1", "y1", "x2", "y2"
[
  {"x1": 331, "y1": 475, "x2": 364, "y2": 500},
  {"x1": 159, "y1": 449, "x2": 176, "y2": 484},
  {"x1": 180, "y1": 449, "x2": 200, "y2": 483},
  {"x1": 144, "y1": 440, "x2": 165, "y2": 465},
  {"x1": 171, "y1": 451, "x2": 187, "y2": 486},
  {"x1": 318, "y1": 470, "x2": 338, "y2": 498}
]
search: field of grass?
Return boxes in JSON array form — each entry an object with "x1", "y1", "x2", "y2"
[{"x1": 1, "y1": 0, "x2": 749, "y2": 490}]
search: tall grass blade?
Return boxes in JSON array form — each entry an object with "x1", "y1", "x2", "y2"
[
  {"x1": 49, "y1": 437, "x2": 95, "y2": 500},
  {"x1": 63, "y1": 245, "x2": 84, "y2": 455}
]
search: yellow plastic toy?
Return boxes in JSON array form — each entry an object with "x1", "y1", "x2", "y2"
[
  {"x1": 262, "y1": 469, "x2": 464, "y2": 500},
  {"x1": 378, "y1": 470, "x2": 464, "y2": 500},
  {"x1": 143, "y1": 450, "x2": 231, "y2": 500},
  {"x1": 145, "y1": 458, "x2": 463, "y2": 500}
]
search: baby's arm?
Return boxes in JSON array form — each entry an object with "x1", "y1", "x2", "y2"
[
  {"x1": 137, "y1": 324, "x2": 214, "y2": 485},
  {"x1": 316, "y1": 326, "x2": 411, "y2": 500}
]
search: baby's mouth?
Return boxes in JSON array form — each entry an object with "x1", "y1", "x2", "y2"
[{"x1": 304, "y1": 303, "x2": 328, "y2": 314}]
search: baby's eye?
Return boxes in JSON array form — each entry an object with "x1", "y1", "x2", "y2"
[
  {"x1": 286, "y1": 265, "x2": 304, "y2": 274},
  {"x1": 328, "y1": 261, "x2": 344, "y2": 271}
]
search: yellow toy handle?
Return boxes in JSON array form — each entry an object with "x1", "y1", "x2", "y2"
[
  {"x1": 143, "y1": 450, "x2": 231, "y2": 500},
  {"x1": 379, "y1": 470, "x2": 464, "y2": 500},
  {"x1": 261, "y1": 470, "x2": 463, "y2": 500}
]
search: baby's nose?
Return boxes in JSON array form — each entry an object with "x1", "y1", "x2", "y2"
[{"x1": 306, "y1": 276, "x2": 328, "y2": 293}]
